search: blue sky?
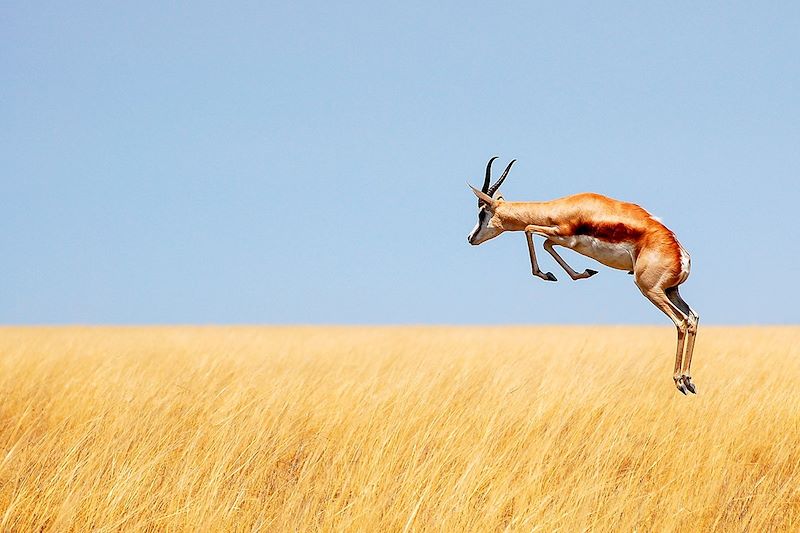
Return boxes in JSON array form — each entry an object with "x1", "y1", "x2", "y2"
[{"x1": 2, "y1": 2, "x2": 798, "y2": 324}]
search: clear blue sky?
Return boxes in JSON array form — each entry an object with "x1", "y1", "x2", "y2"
[{"x1": 2, "y1": 2, "x2": 798, "y2": 324}]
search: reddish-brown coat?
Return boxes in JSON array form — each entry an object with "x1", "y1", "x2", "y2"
[
  {"x1": 495, "y1": 192, "x2": 687, "y2": 286},
  {"x1": 470, "y1": 181, "x2": 697, "y2": 392}
]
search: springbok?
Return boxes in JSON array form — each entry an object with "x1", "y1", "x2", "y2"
[{"x1": 467, "y1": 157, "x2": 699, "y2": 394}]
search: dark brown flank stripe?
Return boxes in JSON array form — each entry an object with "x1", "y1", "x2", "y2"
[{"x1": 572, "y1": 221, "x2": 644, "y2": 244}]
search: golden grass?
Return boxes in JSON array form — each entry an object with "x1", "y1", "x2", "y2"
[{"x1": 1, "y1": 326, "x2": 799, "y2": 531}]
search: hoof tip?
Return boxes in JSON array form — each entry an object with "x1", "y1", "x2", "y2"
[
  {"x1": 545, "y1": 272, "x2": 557, "y2": 281},
  {"x1": 585, "y1": 269, "x2": 598, "y2": 277}
]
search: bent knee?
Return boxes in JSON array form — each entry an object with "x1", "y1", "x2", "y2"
[
  {"x1": 674, "y1": 317, "x2": 689, "y2": 334},
  {"x1": 687, "y1": 313, "x2": 699, "y2": 334}
]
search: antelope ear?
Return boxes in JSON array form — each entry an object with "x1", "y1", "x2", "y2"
[{"x1": 468, "y1": 184, "x2": 496, "y2": 207}]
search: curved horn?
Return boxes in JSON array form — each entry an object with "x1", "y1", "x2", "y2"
[
  {"x1": 482, "y1": 156, "x2": 499, "y2": 193},
  {"x1": 487, "y1": 159, "x2": 516, "y2": 197}
]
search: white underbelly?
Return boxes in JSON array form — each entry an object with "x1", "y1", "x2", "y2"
[{"x1": 559, "y1": 235, "x2": 634, "y2": 270}]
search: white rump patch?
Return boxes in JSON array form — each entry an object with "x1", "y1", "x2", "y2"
[{"x1": 679, "y1": 245, "x2": 691, "y2": 276}]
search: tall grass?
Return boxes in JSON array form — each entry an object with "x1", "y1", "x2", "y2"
[{"x1": 1, "y1": 326, "x2": 799, "y2": 531}]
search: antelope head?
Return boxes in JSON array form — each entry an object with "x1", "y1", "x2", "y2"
[{"x1": 467, "y1": 156, "x2": 516, "y2": 245}]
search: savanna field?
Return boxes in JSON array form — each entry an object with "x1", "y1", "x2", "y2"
[{"x1": 1, "y1": 326, "x2": 799, "y2": 531}]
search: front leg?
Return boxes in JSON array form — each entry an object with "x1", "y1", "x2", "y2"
[
  {"x1": 525, "y1": 230, "x2": 557, "y2": 282},
  {"x1": 543, "y1": 239, "x2": 598, "y2": 280}
]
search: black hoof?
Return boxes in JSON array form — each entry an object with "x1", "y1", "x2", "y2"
[
  {"x1": 545, "y1": 272, "x2": 557, "y2": 282},
  {"x1": 585, "y1": 269, "x2": 598, "y2": 277},
  {"x1": 676, "y1": 384, "x2": 688, "y2": 395},
  {"x1": 685, "y1": 380, "x2": 696, "y2": 394},
  {"x1": 627, "y1": 271, "x2": 634, "y2": 275}
]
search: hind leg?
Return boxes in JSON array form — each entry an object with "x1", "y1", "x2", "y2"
[
  {"x1": 683, "y1": 311, "x2": 699, "y2": 391},
  {"x1": 666, "y1": 286, "x2": 699, "y2": 393},
  {"x1": 634, "y1": 252, "x2": 692, "y2": 394},
  {"x1": 643, "y1": 289, "x2": 691, "y2": 394}
]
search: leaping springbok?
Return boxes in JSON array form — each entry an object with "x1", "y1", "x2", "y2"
[{"x1": 467, "y1": 157, "x2": 699, "y2": 394}]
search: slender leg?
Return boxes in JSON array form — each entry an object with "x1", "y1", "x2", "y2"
[
  {"x1": 682, "y1": 311, "x2": 699, "y2": 393},
  {"x1": 543, "y1": 239, "x2": 598, "y2": 280},
  {"x1": 666, "y1": 287, "x2": 699, "y2": 393},
  {"x1": 635, "y1": 248, "x2": 696, "y2": 395},
  {"x1": 524, "y1": 224, "x2": 562, "y2": 236},
  {"x1": 524, "y1": 231, "x2": 557, "y2": 281},
  {"x1": 643, "y1": 289, "x2": 690, "y2": 394}
]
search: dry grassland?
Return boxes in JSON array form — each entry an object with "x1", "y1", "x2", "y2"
[{"x1": 0, "y1": 326, "x2": 799, "y2": 531}]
